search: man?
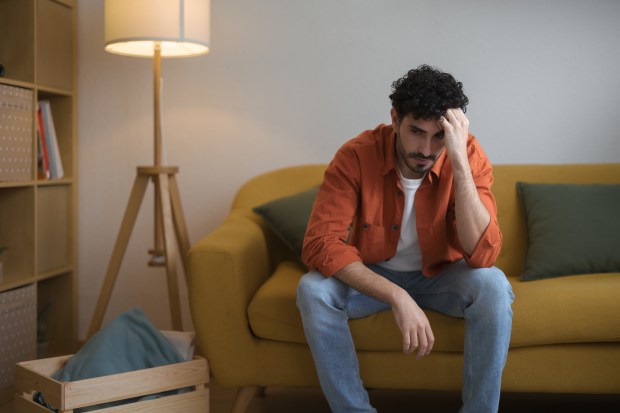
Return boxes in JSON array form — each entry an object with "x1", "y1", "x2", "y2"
[{"x1": 297, "y1": 65, "x2": 514, "y2": 413}]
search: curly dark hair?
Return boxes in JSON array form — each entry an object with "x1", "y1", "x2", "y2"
[{"x1": 389, "y1": 65, "x2": 469, "y2": 120}]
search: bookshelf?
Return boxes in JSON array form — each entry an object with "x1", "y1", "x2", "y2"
[{"x1": 0, "y1": 0, "x2": 76, "y2": 402}]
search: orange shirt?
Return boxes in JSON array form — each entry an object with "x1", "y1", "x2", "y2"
[{"x1": 302, "y1": 124, "x2": 502, "y2": 277}]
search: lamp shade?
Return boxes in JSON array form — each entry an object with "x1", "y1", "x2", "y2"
[{"x1": 104, "y1": 0, "x2": 210, "y2": 58}]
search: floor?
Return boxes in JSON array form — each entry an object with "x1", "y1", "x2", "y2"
[
  {"x1": 210, "y1": 383, "x2": 620, "y2": 413},
  {"x1": 3, "y1": 381, "x2": 619, "y2": 412}
]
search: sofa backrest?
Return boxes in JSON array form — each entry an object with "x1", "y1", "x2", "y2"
[
  {"x1": 232, "y1": 164, "x2": 326, "y2": 210},
  {"x1": 237, "y1": 163, "x2": 620, "y2": 278}
]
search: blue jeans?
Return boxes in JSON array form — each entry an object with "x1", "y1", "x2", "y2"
[{"x1": 296, "y1": 260, "x2": 514, "y2": 413}]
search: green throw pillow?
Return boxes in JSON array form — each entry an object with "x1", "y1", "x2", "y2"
[
  {"x1": 253, "y1": 185, "x2": 319, "y2": 258},
  {"x1": 516, "y1": 183, "x2": 620, "y2": 281}
]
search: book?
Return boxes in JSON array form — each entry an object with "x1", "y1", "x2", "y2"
[
  {"x1": 36, "y1": 108, "x2": 51, "y2": 180},
  {"x1": 37, "y1": 100, "x2": 64, "y2": 179}
]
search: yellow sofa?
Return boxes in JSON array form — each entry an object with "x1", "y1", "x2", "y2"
[{"x1": 188, "y1": 163, "x2": 620, "y2": 412}]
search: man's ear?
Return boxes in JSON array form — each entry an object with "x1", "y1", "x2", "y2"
[{"x1": 390, "y1": 108, "x2": 399, "y2": 128}]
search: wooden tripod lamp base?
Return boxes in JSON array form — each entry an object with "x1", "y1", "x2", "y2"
[
  {"x1": 87, "y1": 166, "x2": 191, "y2": 339},
  {"x1": 95, "y1": 0, "x2": 210, "y2": 339}
]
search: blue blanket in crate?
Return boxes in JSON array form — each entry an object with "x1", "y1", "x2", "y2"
[{"x1": 36, "y1": 307, "x2": 185, "y2": 412}]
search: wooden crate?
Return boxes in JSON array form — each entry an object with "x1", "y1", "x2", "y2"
[{"x1": 13, "y1": 355, "x2": 209, "y2": 412}]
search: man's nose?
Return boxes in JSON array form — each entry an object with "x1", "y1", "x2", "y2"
[{"x1": 419, "y1": 138, "x2": 432, "y2": 156}]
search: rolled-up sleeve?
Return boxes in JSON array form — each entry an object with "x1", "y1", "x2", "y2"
[{"x1": 302, "y1": 146, "x2": 363, "y2": 277}]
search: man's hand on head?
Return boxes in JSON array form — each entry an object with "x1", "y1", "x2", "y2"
[{"x1": 438, "y1": 108, "x2": 469, "y2": 164}]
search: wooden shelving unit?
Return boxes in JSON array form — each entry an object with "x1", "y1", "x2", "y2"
[{"x1": 0, "y1": 0, "x2": 76, "y2": 405}]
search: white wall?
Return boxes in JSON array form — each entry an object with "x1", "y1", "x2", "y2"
[{"x1": 77, "y1": 0, "x2": 620, "y2": 339}]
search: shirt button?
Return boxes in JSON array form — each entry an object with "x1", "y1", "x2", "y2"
[
  {"x1": 363, "y1": 223, "x2": 369, "y2": 230},
  {"x1": 392, "y1": 224, "x2": 399, "y2": 230}
]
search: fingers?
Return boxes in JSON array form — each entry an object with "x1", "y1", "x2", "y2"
[
  {"x1": 415, "y1": 331, "x2": 426, "y2": 359},
  {"x1": 438, "y1": 109, "x2": 469, "y2": 161},
  {"x1": 403, "y1": 332, "x2": 412, "y2": 354},
  {"x1": 402, "y1": 326, "x2": 435, "y2": 359},
  {"x1": 439, "y1": 108, "x2": 467, "y2": 125},
  {"x1": 421, "y1": 326, "x2": 435, "y2": 358},
  {"x1": 437, "y1": 116, "x2": 447, "y2": 129},
  {"x1": 445, "y1": 108, "x2": 469, "y2": 127},
  {"x1": 414, "y1": 326, "x2": 435, "y2": 360},
  {"x1": 402, "y1": 330, "x2": 419, "y2": 355},
  {"x1": 392, "y1": 295, "x2": 435, "y2": 359}
]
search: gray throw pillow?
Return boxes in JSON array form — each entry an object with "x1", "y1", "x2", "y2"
[
  {"x1": 516, "y1": 183, "x2": 620, "y2": 281},
  {"x1": 253, "y1": 185, "x2": 319, "y2": 258}
]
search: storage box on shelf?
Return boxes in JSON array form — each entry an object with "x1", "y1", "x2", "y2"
[
  {"x1": 0, "y1": 85, "x2": 33, "y2": 182},
  {"x1": 0, "y1": 285, "x2": 37, "y2": 396},
  {"x1": 0, "y1": 0, "x2": 76, "y2": 405}
]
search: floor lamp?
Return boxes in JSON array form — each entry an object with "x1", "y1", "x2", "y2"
[{"x1": 87, "y1": 0, "x2": 211, "y2": 338}]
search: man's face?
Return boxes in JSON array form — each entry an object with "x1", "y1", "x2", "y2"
[{"x1": 392, "y1": 109, "x2": 446, "y2": 179}]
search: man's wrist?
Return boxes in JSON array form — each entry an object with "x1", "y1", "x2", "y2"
[
  {"x1": 449, "y1": 151, "x2": 472, "y2": 178},
  {"x1": 388, "y1": 285, "x2": 412, "y2": 308}
]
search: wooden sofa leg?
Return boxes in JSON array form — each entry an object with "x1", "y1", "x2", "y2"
[{"x1": 231, "y1": 386, "x2": 258, "y2": 413}]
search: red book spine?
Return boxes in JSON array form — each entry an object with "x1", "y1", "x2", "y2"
[{"x1": 37, "y1": 108, "x2": 51, "y2": 179}]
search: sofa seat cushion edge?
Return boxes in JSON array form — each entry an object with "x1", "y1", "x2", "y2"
[{"x1": 248, "y1": 261, "x2": 620, "y2": 351}]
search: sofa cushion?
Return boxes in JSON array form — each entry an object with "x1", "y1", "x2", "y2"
[
  {"x1": 509, "y1": 272, "x2": 620, "y2": 347},
  {"x1": 248, "y1": 261, "x2": 620, "y2": 351},
  {"x1": 247, "y1": 261, "x2": 466, "y2": 352},
  {"x1": 252, "y1": 186, "x2": 319, "y2": 258},
  {"x1": 517, "y1": 183, "x2": 620, "y2": 281}
]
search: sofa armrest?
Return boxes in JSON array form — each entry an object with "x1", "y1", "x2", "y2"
[{"x1": 187, "y1": 209, "x2": 271, "y2": 386}]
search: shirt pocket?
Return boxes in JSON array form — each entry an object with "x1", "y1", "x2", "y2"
[{"x1": 358, "y1": 223, "x2": 388, "y2": 262}]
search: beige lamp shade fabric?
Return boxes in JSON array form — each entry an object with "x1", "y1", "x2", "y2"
[{"x1": 104, "y1": 0, "x2": 210, "y2": 57}]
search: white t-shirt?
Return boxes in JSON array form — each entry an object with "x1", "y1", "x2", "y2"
[{"x1": 377, "y1": 171, "x2": 424, "y2": 272}]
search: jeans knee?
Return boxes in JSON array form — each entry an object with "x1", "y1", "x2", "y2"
[
  {"x1": 471, "y1": 267, "x2": 514, "y2": 309},
  {"x1": 491, "y1": 269, "x2": 514, "y2": 306},
  {"x1": 296, "y1": 273, "x2": 314, "y2": 310},
  {"x1": 297, "y1": 271, "x2": 348, "y2": 314},
  {"x1": 297, "y1": 271, "x2": 329, "y2": 310}
]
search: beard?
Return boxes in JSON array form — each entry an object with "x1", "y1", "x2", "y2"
[{"x1": 395, "y1": 131, "x2": 438, "y2": 177}]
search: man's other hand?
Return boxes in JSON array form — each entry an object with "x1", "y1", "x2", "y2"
[{"x1": 391, "y1": 290, "x2": 435, "y2": 359}]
